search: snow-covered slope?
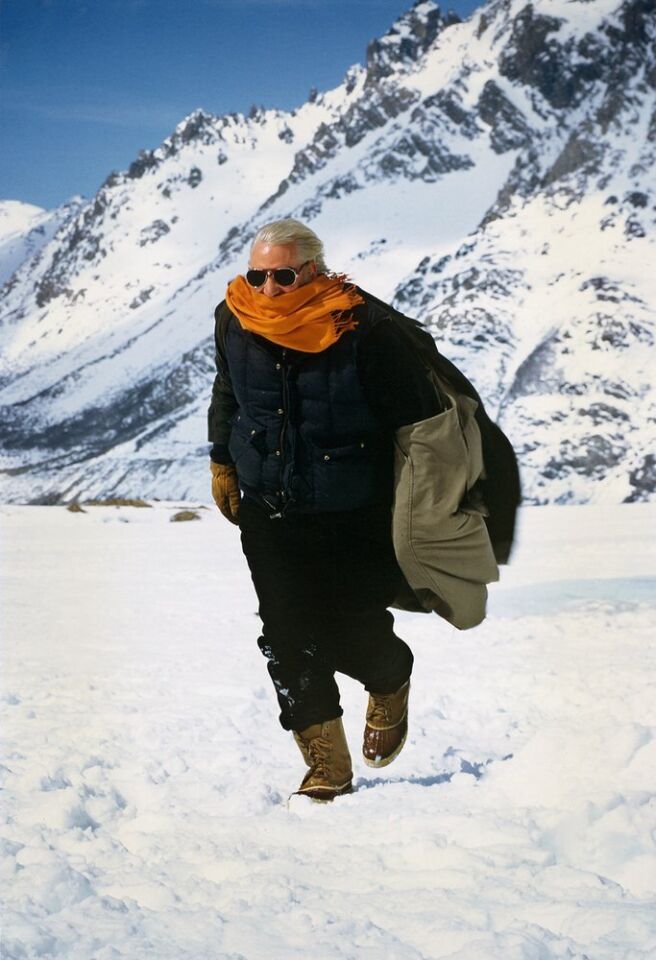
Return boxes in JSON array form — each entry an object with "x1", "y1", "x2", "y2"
[
  {"x1": 0, "y1": 0, "x2": 654, "y2": 504},
  {"x1": 2, "y1": 501, "x2": 655, "y2": 958},
  {"x1": 0, "y1": 199, "x2": 82, "y2": 289}
]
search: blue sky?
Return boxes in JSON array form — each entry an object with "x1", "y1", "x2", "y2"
[{"x1": 1, "y1": 0, "x2": 484, "y2": 210}]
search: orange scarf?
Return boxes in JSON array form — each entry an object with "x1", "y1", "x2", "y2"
[{"x1": 225, "y1": 273, "x2": 364, "y2": 353}]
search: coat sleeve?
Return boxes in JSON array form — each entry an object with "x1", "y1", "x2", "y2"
[
  {"x1": 357, "y1": 315, "x2": 444, "y2": 429},
  {"x1": 207, "y1": 303, "x2": 238, "y2": 464}
]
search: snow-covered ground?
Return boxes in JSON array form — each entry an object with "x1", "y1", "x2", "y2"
[{"x1": 2, "y1": 501, "x2": 655, "y2": 959}]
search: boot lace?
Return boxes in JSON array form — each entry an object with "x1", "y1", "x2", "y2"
[
  {"x1": 368, "y1": 694, "x2": 393, "y2": 725},
  {"x1": 308, "y1": 736, "x2": 331, "y2": 779}
]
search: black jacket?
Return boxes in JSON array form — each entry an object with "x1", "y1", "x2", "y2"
[{"x1": 208, "y1": 292, "x2": 442, "y2": 514}]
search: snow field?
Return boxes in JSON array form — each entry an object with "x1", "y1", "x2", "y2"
[{"x1": 1, "y1": 503, "x2": 655, "y2": 959}]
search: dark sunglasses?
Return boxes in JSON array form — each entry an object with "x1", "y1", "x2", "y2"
[{"x1": 245, "y1": 260, "x2": 311, "y2": 288}]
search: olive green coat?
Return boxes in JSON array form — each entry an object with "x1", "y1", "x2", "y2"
[{"x1": 391, "y1": 383, "x2": 499, "y2": 630}]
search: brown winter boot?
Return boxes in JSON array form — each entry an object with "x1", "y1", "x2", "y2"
[
  {"x1": 362, "y1": 680, "x2": 410, "y2": 768},
  {"x1": 292, "y1": 718, "x2": 353, "y2": 802}
]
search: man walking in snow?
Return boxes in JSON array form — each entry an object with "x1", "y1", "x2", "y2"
[{"x1": 208, "y1": 218, "x2": 441, "y2": 801}]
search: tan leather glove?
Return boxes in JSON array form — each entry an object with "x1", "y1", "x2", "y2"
[{"x1": 210, "y1": 461, "x2": 240, "y2": 525}]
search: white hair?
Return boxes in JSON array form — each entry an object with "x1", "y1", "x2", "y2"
[{"x1": 251, "y1": 218, "x2": 328, "y2": 274}]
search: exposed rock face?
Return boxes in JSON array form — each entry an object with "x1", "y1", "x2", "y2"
[
  {"x1": 498, "y1": 4, "x2": 603, "y2": 109},
  {"x1": 477, "y1": 80, "x2": 532, "y2": 152},
  {"x1": 0, "y1": 0, "x2": 654, "y2": 505}
]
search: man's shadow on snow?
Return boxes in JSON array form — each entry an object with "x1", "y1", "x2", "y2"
[{"x1": 355, "y1": 753, "x2": 513, "y2": 791}]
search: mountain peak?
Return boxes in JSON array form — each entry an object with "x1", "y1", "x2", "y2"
[
  {"x1": 170, "y1": 108, "x2": 221, "y2": 147},
  {"x1": 365, "y1": 0, "x2": 461, "y2": 83}
]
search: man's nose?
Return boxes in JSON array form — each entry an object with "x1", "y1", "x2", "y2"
[{"x1": 262, "y1": 274, "x2": 281, "y2": 297}]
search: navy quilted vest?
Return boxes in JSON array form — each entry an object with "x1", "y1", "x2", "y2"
[{"x1": 224, "y1": 314, "x2": 390, "y2": 514}]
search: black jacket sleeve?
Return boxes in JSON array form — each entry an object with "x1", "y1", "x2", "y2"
[
  {"x1": 356, "y1": 315, "x2": 444, "y2": 429},
  {"x1": 207, "y1": 303, "x2": 238, "y2": 463}
]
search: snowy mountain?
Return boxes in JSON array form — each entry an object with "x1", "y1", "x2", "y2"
[{"x1": 0, "y1": 0, "x2": 654, "y2": 505}]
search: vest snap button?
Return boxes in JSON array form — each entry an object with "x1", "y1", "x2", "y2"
[
  {"x1": 251, "y1": 429, "x2": 256, "y2": 436},
  {"x1": 324, "y1": 454, "x2": 331, "y2": 461},
  {"x1": 276, "y1": 363, "x2": 281, "y2": 370},
  {"x1": 277, "y1": 408, "x2": 283, "y2": 415},
  {"x1": 360, "y1": 441, "x2": 365, "y2": 447},
  {"x1": 276, "y1": 450, "x2": 281, "y2": 456}
]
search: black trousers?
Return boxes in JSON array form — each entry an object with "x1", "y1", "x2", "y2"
[{"x1": 239, "y1": 495, "x2": 414, "y2": 731}]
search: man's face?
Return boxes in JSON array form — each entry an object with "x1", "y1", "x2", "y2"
[{"x1": 248, "y1": 241, "x2": 315, "y2": 298}]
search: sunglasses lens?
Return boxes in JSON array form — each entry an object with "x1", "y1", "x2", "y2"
[
  {"x1": 246, "y1": 269, "x2": 267, "y2": 287},
  {"x1": 273, "y1": 268, "x2": 297, "y2": 286}
]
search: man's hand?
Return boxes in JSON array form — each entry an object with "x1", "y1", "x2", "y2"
[{"x1": 210, "y1": 461, "x2": 240, "y2": 524}]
